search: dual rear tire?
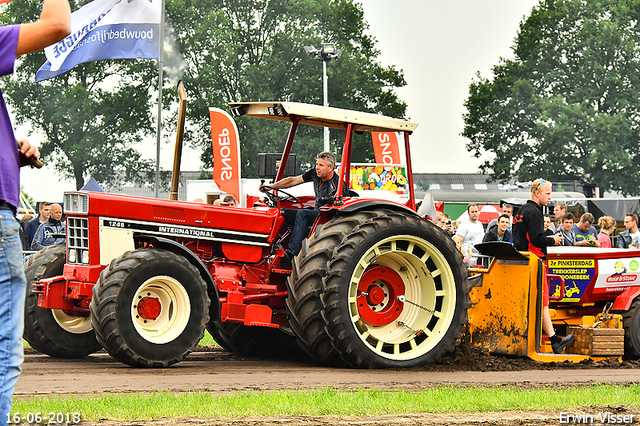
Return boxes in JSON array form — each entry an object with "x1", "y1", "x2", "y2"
[{"x1": 287, "y1": 210, "x2": 470, "y2": 368}]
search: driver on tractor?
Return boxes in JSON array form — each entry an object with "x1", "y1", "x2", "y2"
[{"x1": 261, "y1": 151, "x2": 348, "y2": 269}]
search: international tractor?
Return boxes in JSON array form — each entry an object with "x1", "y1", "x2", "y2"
[
  {"x1": 24, "y1": 99, "x2": 471, "y2": 368},
  {"x1": 23, "y1": 95, "x2": 640, "y2": 368}
]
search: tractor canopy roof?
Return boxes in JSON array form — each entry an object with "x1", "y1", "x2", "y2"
[{"x1": 227, "y1": 101, "x2": 419, "y2": 134}]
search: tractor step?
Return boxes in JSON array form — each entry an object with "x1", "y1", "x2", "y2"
[
  {"x1": 529, "y1": 351, "x2": 591, "y2": 363},
  {"x1": 529, "y1": 350, "x2": 622, "y2": 363}
]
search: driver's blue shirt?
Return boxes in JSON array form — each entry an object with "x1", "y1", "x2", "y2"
[{"x1": 302, "y1": 169, "x2": 349, "y2": 209}]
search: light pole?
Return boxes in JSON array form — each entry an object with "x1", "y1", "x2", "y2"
[{"x1": 304, "y1": 42, "x2": 342, "y2": 152}]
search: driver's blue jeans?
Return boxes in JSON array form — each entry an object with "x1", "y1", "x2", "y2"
[
  {"x1": 0, "y1": 211, "x2": 26, "y2": 425},
  {"x1": 284, "y1": 208, "x2": 319, "y2": 256}
]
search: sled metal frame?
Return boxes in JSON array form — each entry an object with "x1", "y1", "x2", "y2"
[{"x1": 467, "y1": 242, "x2": 622, "y2": 363}]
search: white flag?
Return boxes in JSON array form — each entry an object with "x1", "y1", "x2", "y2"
[{"x1": 36, "y1": 0, "x2": 161, "y2": 82}]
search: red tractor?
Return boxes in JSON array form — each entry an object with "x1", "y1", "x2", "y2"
[{"x1": 23, "y1": 101, "x2": 470, "y2": 368}]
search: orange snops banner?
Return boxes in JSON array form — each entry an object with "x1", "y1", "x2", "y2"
[
  {"x1": 371, "y1": 132, "x2": 401, "y2": 165},
  {"x1": 210, "y1": 108, "x2": 241, "y2": 202}
]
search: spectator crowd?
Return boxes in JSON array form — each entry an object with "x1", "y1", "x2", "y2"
[
  {"x1": 434, "y1": 203, "x2": 640, "y2": 267},
  {"x1": 19, "y1": 201, "x2": 65, "y2": 253}
]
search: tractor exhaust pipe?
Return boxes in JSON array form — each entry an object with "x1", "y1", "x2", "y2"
[{"x1": 169, "y1": 81, "x2": 187, "y2": 201}]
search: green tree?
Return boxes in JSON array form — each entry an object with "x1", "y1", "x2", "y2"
[
  {"x1": 1, "y1": 0, "x2": 157, "y2": 190},
  {"x1": 167, "y1": 0, "x2": 408, "y2": 177},
  {"x1": 462, "y1": 0, "x2": 640, "y2": 195},
  {"x1": 2, "y1": 0, "x2": 406, "y2": 188}
]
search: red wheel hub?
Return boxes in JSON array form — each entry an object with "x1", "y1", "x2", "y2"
[
  {"x1": 137, "y1": 297, "x2": 161, "y2": 320},
  {"x1": 356, "y1": 265, "x2": 405, "y2": 326}
]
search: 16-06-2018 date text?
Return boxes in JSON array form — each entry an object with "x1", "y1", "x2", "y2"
[{"x1": 7, "y1": 412, "x2": 81, "y2": 425}]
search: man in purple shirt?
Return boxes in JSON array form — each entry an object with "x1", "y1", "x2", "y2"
[{"x1": 0, "y1": 2, "x2": 70, "y2": 423}]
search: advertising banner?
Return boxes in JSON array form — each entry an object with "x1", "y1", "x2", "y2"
[
  {"x1": 210, "y1": 108, "x2": 241, "y2": 203},
  {"x1": 350, "y1": 165, "x2": 407, "y2": 192},
  {"x1": 371, "y1": 131, "x2": 401, "y2": 165},
  {"x1": 548, "y1": 259, "x2": 596, "y2": 301}
]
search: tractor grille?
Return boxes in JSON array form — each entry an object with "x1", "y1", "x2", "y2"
[{"x1": 67, "y1": 217, "x2": 89, "y2": 264}]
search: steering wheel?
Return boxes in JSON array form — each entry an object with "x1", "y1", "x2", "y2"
[{"x1": 260, "y1": 185, "x2": 299, "y2": 207}]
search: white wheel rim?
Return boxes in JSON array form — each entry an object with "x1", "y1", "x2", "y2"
[
  {"x1": 348, "y1": 235, "x2": 457, "y2": 361},
  {"x1": 52, "y1": 310, "x2": 93, "y2": 334},
  {"x1": 131, "y1": 275, "x2": 191, "y2": 344}
]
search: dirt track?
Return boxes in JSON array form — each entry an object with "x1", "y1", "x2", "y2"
[{"x1": 14, "y1": 345, "x2": 640, "y2": 425}]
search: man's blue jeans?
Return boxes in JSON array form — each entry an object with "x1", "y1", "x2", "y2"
[
  {"x1": 284, "y1": 208, "x2": 319, "y2": 256},
  {"x1": 0, "y1": 211, "x2": 26, "y2": 425}
]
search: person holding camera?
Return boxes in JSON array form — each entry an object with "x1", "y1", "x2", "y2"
[
  {"x1": 261, "y1": 151, "x2": 348, "y2": 269},
  {"x1": 436, "y1": 212, "x2": 455, "y2": 237}
]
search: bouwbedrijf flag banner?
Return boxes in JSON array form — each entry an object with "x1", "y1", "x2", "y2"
[{"x1": 36, "y1": 0, "x2": 161, "y2": 82}]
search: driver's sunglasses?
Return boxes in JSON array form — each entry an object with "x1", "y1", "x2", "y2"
[{"x1": 535, "y1": 178, "x2": 547, "y2": 191}]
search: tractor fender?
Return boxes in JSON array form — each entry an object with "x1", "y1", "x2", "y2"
[
  {"x1": 314, "y1": 200, "x2": 421, "y2": 235},
  {"x1": 612, "y1": 286, "x2": 640, "y2": 312},
  {"x1": 135, "y1": 235, "x2": 221, "y2": 320},
  {"x1": 330, "y1": 199, "x2": 419, "y2": 216}
]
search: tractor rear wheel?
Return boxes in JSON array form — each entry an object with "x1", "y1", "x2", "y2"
[
  {"x1": 206, "y1": 321, "x2": 234, "y2": 352},
  {"x1": 286, "y1": 211, "x2": 386, "y2": 367},
  {"x1": 213, "y1": 322, "x2": 306, "y2": 359},
  {"x1": 90, "y1": 248, "x2": 209, "y2": 367},
  {"x1": 323, "y1": 211, "x2": 470, "y2": 368},
  {"x1": 23, "y1": 244, "x2": 102, "y2": 358},
  {"x1": 623, "y1": 298, "x2": 640, "y2": 359}
]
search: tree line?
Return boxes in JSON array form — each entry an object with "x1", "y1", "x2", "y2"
[{"x1": 0, "y1": 0, "x2": 407, "y2": 190}]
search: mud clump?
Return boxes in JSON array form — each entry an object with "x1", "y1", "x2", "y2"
[{"x1": 409, "y1": 343, "x2": 640, "y2": 372}]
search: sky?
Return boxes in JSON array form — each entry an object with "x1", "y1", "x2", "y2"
[{"x1": 18, "y1": 0, "x2": 540, "y2": 203}]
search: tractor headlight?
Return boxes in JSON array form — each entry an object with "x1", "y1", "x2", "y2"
[
  {"x1": 68, "y1": 249, "x2": 76, "y2": 263},
  {"x1": 81, "y1": 250, "x2": 89, "y2": 264},
  {"x1": 64, "y1": 193, "x2": 89, "y2": 214}
]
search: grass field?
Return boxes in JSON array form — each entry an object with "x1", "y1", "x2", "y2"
[
  {"x1": 11, "y1": 384, "x2": 640, "y2": 421},
  {"x1": 18, "y1": 332, "x2": 640, "y2": 421}
]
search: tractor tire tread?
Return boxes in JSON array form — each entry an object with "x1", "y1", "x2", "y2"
[
  {"x1": 323, "y1": 211, "x2": 470, "y2": 368},
  {"x1": 90, "y1": 248, "x2": 209, "y2": 368},
  {"x1": 622, "y1": 298, "x2": 640, "y2": 359},
  {"x1": 286, "y1": 210, "x2": 388, "y2": 367},
  {"x1": 23, "y1": 244, "x2": 102, "y2": 358}
]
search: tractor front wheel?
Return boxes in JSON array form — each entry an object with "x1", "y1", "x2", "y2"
[
  {"x1": 23, "y1": 244, "x2": 102, "y2": 358},
  {"x1": 90, "y1": 248, "x2": 209, "y2": 367},
  {"x1": 323, "y1": 212, "x2": 470, "y2": 368}
]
